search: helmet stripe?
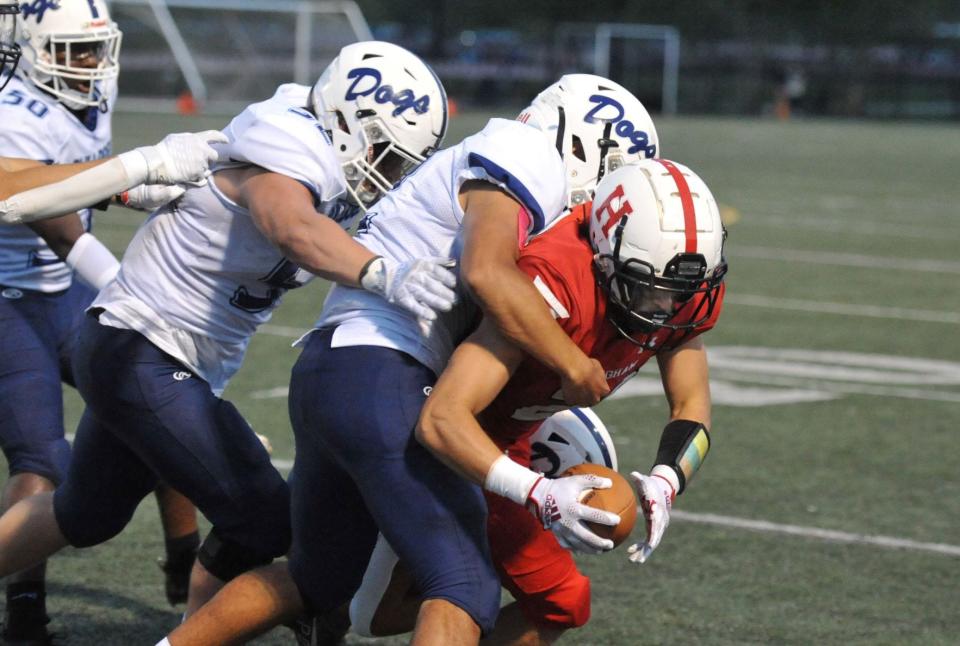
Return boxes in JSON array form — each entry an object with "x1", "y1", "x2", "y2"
[
  {"x1": 656, "y1": 160, "x2": 697, "y2": 253},
  {"x1": 570, "y1": 408, "x2": 614, "y2": 469}
]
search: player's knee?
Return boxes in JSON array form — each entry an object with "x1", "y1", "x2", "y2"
[
  {"x1": 197, "y1": 528, "x2": 286, "y2": 582},
  {"x1": 420, "y1": 569, "x2": 501, "y2": 635},
  {"x1": 53, "y1": 487, "x2": 137, "y2": 548},
  {"x1": 4, "y1": 437, "x2": 71, "y2": 485},
  {"x1": 525, "y1": 570, "x2": 592, "y2": 629}
]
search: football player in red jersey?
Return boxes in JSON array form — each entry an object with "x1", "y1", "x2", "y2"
[{"x1": 389, "y1": 158, "x2": 727, "y2": 644}]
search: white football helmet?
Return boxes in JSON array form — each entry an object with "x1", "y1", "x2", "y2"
[
  {"x1": 590, "y1": 159, "x2": 727, "y2": 342},
  {"x1": 17, "y1": 0, "x2": 121, "y2": 109},
  {"x1": 518, "y1": 74, "x2": 659, "y2": 207},
  {"x1": 310, "y1": 40, "x2": 448, "y2": 209},
  {"x1": 530, "y1": 407, "x2": 618, "y2": 478},
  {"x1": 1, "y1": 0, "x2": 19, "y2": 92}
]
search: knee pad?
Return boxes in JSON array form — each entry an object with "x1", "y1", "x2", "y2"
[{"x1": 197, "y1": 529, "x2": 277, "y2": 582}]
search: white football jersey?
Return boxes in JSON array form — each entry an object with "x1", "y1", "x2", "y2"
[
  {"x1": 93, "y1": 84, "x2": 350, "y2": 394},
  {"x1": 0, "y1": 76, "x2": 115, "y2": 291},
  {"x1": 315, "y1": 118, "x2": 568, "y2": 375}
]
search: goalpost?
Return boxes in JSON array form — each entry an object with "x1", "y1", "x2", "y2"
[
  {"x1": 110, "y1": 0, "x2": 373, "y2": 113},
  {"x1": 555, "y1": 23, "x2": 680, "y2": 115},
  {"x1": 593, "y1": 23, "x2": 680, "y2": 114}
]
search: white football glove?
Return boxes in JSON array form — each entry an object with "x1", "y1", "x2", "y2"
[
  {"x1": 627, "y1": 470, "x2": 676, "y2": 564},
  {"x1": 121, "y1": 184, "x2": 186, "y2": 211},
  {"x1": 138, "y1": 130, "x2": 228, "y2": 185},
  {"x1": 360, "y1": 256, "x2": 458, "y2": 335},
  {"x1": 526, "y1": 473, "x2": 619, "y2": 554}
]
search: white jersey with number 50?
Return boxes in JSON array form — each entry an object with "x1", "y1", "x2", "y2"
[
  {"x1": 92, "y1": 84, "x2": 353, "y2": 394},
  {"x1": 0, "y1": 76, "x2": 115, "y2": 291},
  {"x1": 315, "y1": 118, "x2": 568, "y2": 375}
]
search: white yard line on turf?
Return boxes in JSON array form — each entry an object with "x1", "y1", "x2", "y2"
[
  {"x1": 670, "y1": 510, "x2": 960, "y2": 557},
  {"x1": 734, "y1": 246, "x2": 960, "y2": 274},
  {"x1": 270, "y1": 455, "x2": 960, "y2": 557},
  {"x1": 726, "y1": 294, "x2": 960, "y2": 325},
  {"x1": 61, "y1": 432, "x2": 956, "y2": 557}
]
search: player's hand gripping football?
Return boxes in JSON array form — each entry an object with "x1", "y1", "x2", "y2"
[
  {"x1": 360, "y1": 256, "x2": 458, "y2": 335},
  {"x1": 627, "y1": 471, "x2": 676, "y2": 564},
  {"x1": 137, "y1": 130, "x2": 228, "y2": 185},
  {"x1": 526, "y1": 473, "x2": 620, "y2": 554}
]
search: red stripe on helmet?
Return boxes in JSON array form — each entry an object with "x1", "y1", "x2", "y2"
[{"x1": 656, "y1": 160, "x2": 697, "y2": 253}]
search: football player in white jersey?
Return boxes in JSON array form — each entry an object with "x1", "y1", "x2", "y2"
[
  {"x1": 0, "y1": 1, "x2": 128, "y2": 642},
  {"x1": 161, "y1": 74, "x2": 659, "y2": 646},
  {"x1": 1, "y1": 0, "x2": 222, "y2": 224},
  {"x1": 0, "y1": 40, "x2": 454, "y2": 626}
]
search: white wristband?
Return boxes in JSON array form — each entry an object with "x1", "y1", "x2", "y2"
[
  {"x1": 651, "y1": 464, "x2": 680, "y2": 494},
  {"x1": 117, "y1": 149, "x2": 152, "y2": 187},
  {"x1": 359, "y1": 256, "x2": 387, "y2": 294},
  {"x1": 483, "y1": 455, "x2": 542, "y2": 506},
  {"x1": 65, "y1": 233, "x2": 120, "y2": 290}
]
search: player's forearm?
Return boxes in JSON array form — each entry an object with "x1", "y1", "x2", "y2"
[
  {"x1": 415, "y1": 326, "x2": 520, "y2": 484},
  {"x1": 0, "y1": 154, "x2": 150, "y2": 224},
  {"x1": 658, "y1": 338, "x2": 712, "y2": 428},
  {"x1": 0, "y1": 158, "x2": 103, "y2": 200},
  {"x1": 465, "y1": 262, "x2": 591, "y2": 382},
  {"x1": 416, "y1": 401, "x2": 505, "y2": 485},
  {"x1": 269, "y1": 211, "x2": 375, "y2": 287}
]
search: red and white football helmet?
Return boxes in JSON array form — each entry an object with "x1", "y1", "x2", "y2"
[
  {"x1": 17, "y1": 0, "x2": 121, "y2": 109},
  {"x1": 589, "y1": 159, "x2": 727, "y2": 340},
  {"x1": 310, "y1": 41, "x2": 448, "y2": 210},
  {"x1": 0, "y1": 0, "x2": 19, "y2": 92},
  {"x1": 518, "y1": 74, "x2": 659, "y2": 207}
]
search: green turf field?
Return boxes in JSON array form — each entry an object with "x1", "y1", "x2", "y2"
[{"x1": 3, "y1": 110, "x2": 959, "y2": 645}]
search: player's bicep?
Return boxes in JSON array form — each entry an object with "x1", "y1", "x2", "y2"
[
  {"x1": 432, "y1": 317, "x2": 524, "y2": 416},
  {"x1": 656, "y1": 336, "x2": 712, "y2": 426},
  {"x1": 241, "y1": 168, "x2": 316, "y2": 246},
  {"x1": 459, "y1": 182, "x2": 525, "y2": 280}
]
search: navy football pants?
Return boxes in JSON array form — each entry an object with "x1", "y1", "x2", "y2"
[
  {"x1": 0, "y1": 281, "x2": 94, "y2": 483},
  {"x1": 53, "y1": 315, "x2": 290, "y2": 560},
  {"x1": 286, "y1": 328, "x2": 501, "y2": 635}
]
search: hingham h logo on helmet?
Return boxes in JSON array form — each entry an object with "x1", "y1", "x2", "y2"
[
  {"x1": 584, "y1": 95, "x2": 657, "y2": 157},
  {"x1": 344, "y1": 67, "x2": 431, "y2": 117},
  {"x1": 594, "y1": 183, "x2": 633, "y2": 237}
]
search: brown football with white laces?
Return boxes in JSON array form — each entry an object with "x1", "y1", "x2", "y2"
[{"x1": 562, "y1": 463, "x2": 638, "y2": 547}]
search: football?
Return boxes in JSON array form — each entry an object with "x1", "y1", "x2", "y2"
[{"x1": 563, "y1": 463, "x2": 638, "y2": 547}]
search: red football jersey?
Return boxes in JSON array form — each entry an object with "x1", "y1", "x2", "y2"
[{"x1": 478, "y1": 204, "x2": 725, "y2": 459}]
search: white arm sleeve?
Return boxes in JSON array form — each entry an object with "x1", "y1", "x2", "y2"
[
  {"x1": 65, "y1": 233, "x2": 121, "y2": 291},
  {"x1": 0, "y1": 152, "x2": 149, "y2": 225}
]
